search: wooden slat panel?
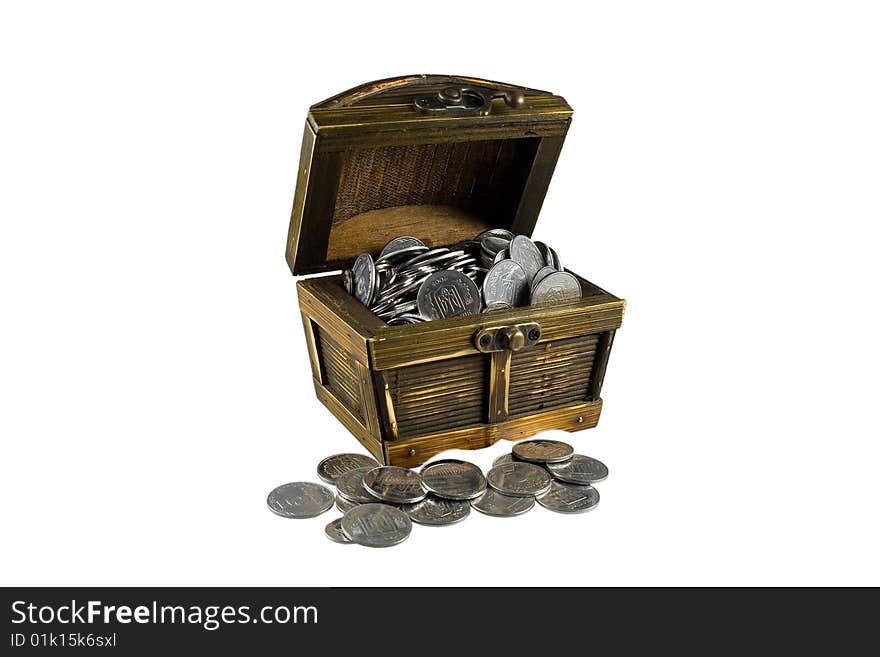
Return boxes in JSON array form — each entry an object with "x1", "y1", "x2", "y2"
[
  {"x1": 384, "y1": 353, "x2": 488, "y2": 439},
  {"x1": 588, "y1": 330, "x2": 616, "y2": 401},
  {"x1": 507, "y1": 334, "x2": 597, "y2": 418},
  {"x1": 312, "y1": 379, "x2": 385, "y2": 464},
  {"x1": 297, "y1": 276, "x2": 382, "y2": 366},
  {"x1": 318, "y1": 328, "x2": 364, "y2": 422}
]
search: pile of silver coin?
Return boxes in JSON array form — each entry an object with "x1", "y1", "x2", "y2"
[
  {"x1": 342, "y1": 230, "x2": 583, "y2": 325},
  {"x1": 266, "y1": 437, "x2": 608, "y2": 548}
]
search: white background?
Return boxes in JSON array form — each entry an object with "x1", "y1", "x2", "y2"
[{"x1": 2, "y1": 1, "x2": 878, "y2": 586}]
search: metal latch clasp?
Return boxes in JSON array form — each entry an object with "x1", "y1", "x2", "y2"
[
  {"x1": 415, "y1": 86, "x2": 526, "y2": 116},
  {"x1": 474, "y1": 323, "x2": 541, "y2": 353},
  {"x1": 477, "y1": 323, "x2": 541, "y2": 422}
]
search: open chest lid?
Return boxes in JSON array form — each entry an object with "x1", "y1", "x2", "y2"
[{"x1": 285, "y1": 74, "x2": 573, "y2": 275}]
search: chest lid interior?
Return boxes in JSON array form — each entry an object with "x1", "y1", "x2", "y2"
[{"x1": 285, "y1": 74, "x2": 573, "y2": 275}]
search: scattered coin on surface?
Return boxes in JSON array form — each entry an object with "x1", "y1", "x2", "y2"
[
  {"x1": 512, "y1": 439, "x2": 575, "y2": 464},
  {"x1": 324, "y1": 518, "x2": 352, "y2": 543},
  {"x1": 470, "y1": 488, "x2": 536, "y2": 517},
  {"x1": 335, "y1": 466, "x2": 381, "y2": 504},
  {"x1": 340, "y1": 503, "x2": 413, "y2": 548},
  {"x1": 401, "y1": 495, "x2": 470, "y2": 526},
  {"x1": 537, "y1": 481, "x2": 600, "y2": 514},
  {"x1": 316, "y1": 453, "x2": 381, "y2": 484},
  {"x1": 420, "y1": 460, "x2": 487, "y2": 500},
  {"x1": 492, "y1": 453, "x2": 517, "y2": 467},
  {"x1": 335, "y1": 494, "x2": 359, "y2": 513},
  {"x1": 546, "y1": 454, "x2": 609, "y2": 484},
  {"x1": 266, "y1": 482, "x2": 335, "y2": 519},
  {"x1": 486, "y1": 462, "x2": 552, "y2": 497},
  {"x1": 363, "y1": 466, "x2": 427, "y2": 504}
]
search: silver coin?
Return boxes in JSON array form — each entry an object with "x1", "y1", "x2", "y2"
[
  {"x1": 352, "y1": 253, "x2": 377, "y2": 306},
  {"x1": 343, "y1": 269, "x2": 353, "y2": 294},
  {"x1": 445, "y1": 254, "x2": 477, "y2": 270},
  {"x1": 414, "y1": 251, "x2": 469, "y2": 271},
  {"x1": 549, "y1": 246, "x2": 562, "y2": 270},
  {"x1": 401, "y1": 495, "x2": 470, "y2": 526},
  {"x1": 530, "y1": 271, "x2": 582, "y2": 305},
  {"x1": 376, "y1": 244, "x2": 428, "y2": 267},
  {"x1": 416, "y1": 270, "x2": 481, "y2": 320},
  {"x1": 266, "y1": 482, "x2": 334, "y2": 519},
  {"x1": 371, "y1": 263, "x2": 380, "y2": 302},
  {"x1": 375, "y1": 299, "x2": 418, "y2": 319},
  {"x1": 531, "y1": 266, "x2": 557, "y2": 292},
  {"x1": 485, "y1": 301, "x2": 512, "y2": 312},
  {"x1": 480, "y1": 253, "x2": 497, "y2": 269},
  {"x1": 451, "y1": 239, "x2": 482, "y2": 253},
  {"x1": 534, "y1": 241, "x2": 554, "y2": 268},
  {"x1": 545, "y1": 454, "x2": 609, "y2": 484},
  {"x1": 374, "y1": 274, "x2": 428, "y2": 306},
  {"x1": 493, "y1": 248, "x2": 509, "y2": 264},
  {"x1": 465, "y1": 266, "x2": 489, "y2": 280},
  {"x1": 340, "y1": 503, "x2": 412, "y2": 548},
  {"x1": 316, "y1": 453, "x2": 381, "y2": 484},
  {"x1": 324, "y1": 518, "x2": 352, "y2": 543},
  {"x1": 486, "y1": 462, "x2": 552, "y2": 497},
  {"x1": 376, "y1": 300, "x2": 417, "y2": 321},
  {"x1": 335, "y1": 466, "x2": 381, "y2": 504},
  {"x1": 483, "y1": 260, "x2": 528, "y2": 308},
  {"x1": 492, "y1": 453, "x2": 516, "y2": 467},
  {"x1": 470, "y1": 488, "x2": 535, "y2": 517},
  {"x1": 475, "y1": 228, "x2": 515, "y2": 242},
  {"x1": 386, "y1": 313, "x2": 427, "y2": 325},
  {"x1": 375, "y1": 263, "x2": 395, "y2": 289},
  {"x1": 363, "y1": 466, "x2": 427, "y2": 504},
  {"x1": 420, "y1": 460, "x2": 487, "y2": 500},
  {"x1": 537, "y1": 481, "x2": 600, "y2": 514},
  {"x1": 374, "y1": 260, "x2": 395, "y2": 276},
  {"x1": 379, "y1": 236, "x2": 425, "y2": 258},
  {"x1": 335, "y1": 494, "x2": 359, "y2": 513},
  {"x1": 509, "y1": 235, "x2": 545, "y2": 280},
  {"x1": 399, "y1": 247, "x2": 449, "y2": 269},
  {"x1": 479, "y1": 235, "x2": 512, "y2": 256},
  {"x1": 512, "y1": 439, "x2": 574, "y2": 464}
]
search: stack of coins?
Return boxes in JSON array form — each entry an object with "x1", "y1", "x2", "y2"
[
  {"x1": 266, "y1": 437, "x2": 608, "y2": 548},
  {"x1": 342, "y1": 230, "x2": 582, "y2": 325}
]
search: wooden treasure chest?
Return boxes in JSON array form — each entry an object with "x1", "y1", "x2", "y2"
[{"x1": 285, "y1": 74, "x2": 625, "y2": 468}]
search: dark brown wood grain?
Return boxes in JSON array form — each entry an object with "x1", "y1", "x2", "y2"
[{"x1": 326, "y1": 206, "x2": 490, "y2": 263}]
